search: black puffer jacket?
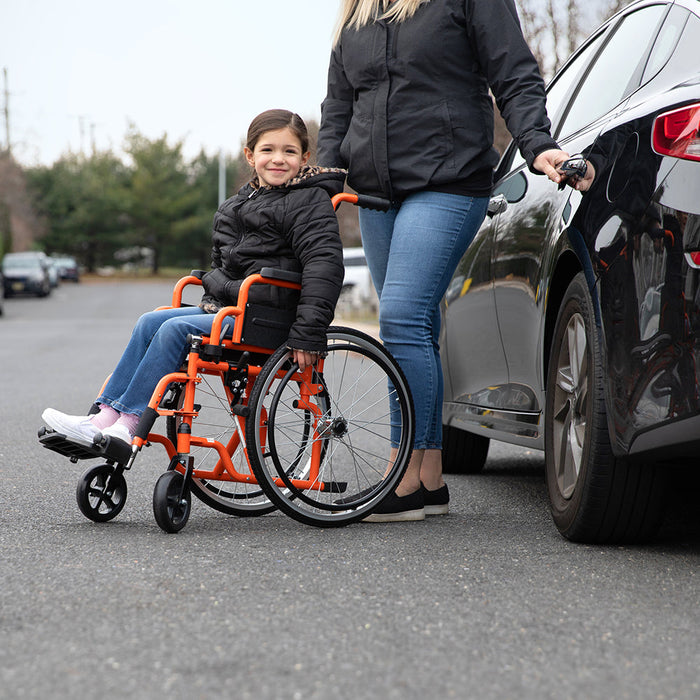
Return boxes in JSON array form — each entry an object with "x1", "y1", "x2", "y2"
[
  {"x1": 318, "y1": 0, "x2": 559, "y2": 199},
  {"x1": 200, "y1": 166, "x2": 346, "y2": 353}
]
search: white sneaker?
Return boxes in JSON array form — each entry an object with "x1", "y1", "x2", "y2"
[
  {"x1": 101, "y1": 422, "x2": 134, "y2": 446},
  {"x1": 42, "y1": 408, "x2": 102, "y2": 444}
]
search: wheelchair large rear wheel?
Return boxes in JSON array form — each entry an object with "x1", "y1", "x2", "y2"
[
  {"x1": 246, "y1": 327, "x2": 414, "y2": 527},
  {"x1": 166, "y1": 374, "x2": 276, "y2": 517}
]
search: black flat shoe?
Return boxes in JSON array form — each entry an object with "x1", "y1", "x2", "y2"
[
  {"x1": 421, "y1": 482, "x2": 449, "y2": 515},
  {"x1": 334, "y1": 483, "x2": 381, "y2": 506},
  {"x1": 363, "y1": 488, "x2": 425, "y2": 522}
]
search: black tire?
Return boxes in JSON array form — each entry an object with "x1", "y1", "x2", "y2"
[
  {"x1": 165, "y1": 375, "x2": 276, "y2": 517},
  {"x1": 246, "y1": 327, "x2": 415, "y2": 527},
  {"x1": 153, "y1": 471, "x2": 191, "y2": 533},
  {"x1": 545, "y1": 272, "x2": 665, "y2": 543},
  {"x1": 76, "y1": 464, "x2": 127, "y2": 523},
  {"x1": 442, "y1": 424, "x2": 489, "y2": 474}
]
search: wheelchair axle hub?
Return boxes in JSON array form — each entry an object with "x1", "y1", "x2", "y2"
[{"x1": 319, "y1": 416, "x2": 348, "y2": 439}]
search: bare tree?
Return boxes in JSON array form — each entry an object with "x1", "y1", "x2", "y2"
[
  {"x1": 0, "y1": 153, "x2": 44, "y2": 253},
  {"x1": 566, "y1": 0, "x2": 582, "y2": 56},
  {"x1": 492, "y1": 0, "x2": 628, "y2": 153},
  {"x1": 515, "y1": 0, "x2": 628, "y2": 80}
]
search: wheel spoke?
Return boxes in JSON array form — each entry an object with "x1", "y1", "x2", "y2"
[
  {"x1": 552, "y1": 312, "x2": 589, "y2": 500},
  {"x1": 246, "y1": 330, "x2": 414, "y2": 524}
]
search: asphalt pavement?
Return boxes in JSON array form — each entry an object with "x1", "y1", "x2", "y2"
[{"x1": 1, "y1": 279, "x2": 699, "y2": 700}]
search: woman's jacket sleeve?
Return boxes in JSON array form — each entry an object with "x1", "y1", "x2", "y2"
[
  {"x1": 466, "y1": 0, "x2": 559, "y2": 168},
  {"x1": 318, "y1": 44, "x2": 354, "y2": 169}
]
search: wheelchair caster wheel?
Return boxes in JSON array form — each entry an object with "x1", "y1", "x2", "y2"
[
  {"x1": 76, "y1": 464, "x2": 127, "y2": 522},
  {"x1": 153, "y1": 471, "x2": 191, "y2": 533}
]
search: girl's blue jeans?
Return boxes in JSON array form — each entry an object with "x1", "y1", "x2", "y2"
[
  {"x1": 97, "y1": 306, "x2": 227, "y2": 416},
  {"x1": 359, "y1": 191, "x2": 489, "y2": 450}
]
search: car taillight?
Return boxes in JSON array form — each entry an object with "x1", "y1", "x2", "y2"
[{"x1": 652, "y1": 103, "x2": 700, "y2": 161}]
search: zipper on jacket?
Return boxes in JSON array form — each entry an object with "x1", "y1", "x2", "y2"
[
  {"x1": 390, "y1": 22, "x2": 400, "y2": 58},
  {"x1": 382, "y1": 21, "x2": 396, "y2": 202}
]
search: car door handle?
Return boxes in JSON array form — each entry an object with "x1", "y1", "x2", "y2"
[{"x1": 487, "y1": 194, "x2": 508, "y2": 218}]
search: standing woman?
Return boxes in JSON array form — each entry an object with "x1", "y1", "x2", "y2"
[{"x1": 318, "y1": 0, "x2": 570, "y2": 521}]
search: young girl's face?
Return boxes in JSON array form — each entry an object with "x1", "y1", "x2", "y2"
[{"x1": 244, "y1": 127, "x2": 310, "y2": 188}]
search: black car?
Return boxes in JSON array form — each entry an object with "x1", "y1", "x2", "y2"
[
  {"x1": 440, "y1": 0, "x2": 700, "y2": 543},
  {"x1": 2, "y1": 252, "x2": 52, "y2": 298}
]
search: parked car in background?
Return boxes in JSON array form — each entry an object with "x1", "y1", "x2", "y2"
[
  {"x1": 46, "y1": 257, "x2": 59, "y2": 288},
  {"x1": 0, "y1": 270, "x2": 4, "y2": 315},
  {"x1": 440, "y1": 0, "x2": 700, "y2": 543},
  {"x1": 2, "y1": 252, "x2": 52, "y2": 297},
  {"x1": 340, "y1": 247, "x2": 377, "y2": 310},
  {"x1": 52, "y1": 255, "x2": 80, "y2": 282}
]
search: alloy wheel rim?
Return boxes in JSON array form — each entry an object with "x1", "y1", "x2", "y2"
[{"x1": 552, "y1": 312, "x2": 589, "y2": 499}]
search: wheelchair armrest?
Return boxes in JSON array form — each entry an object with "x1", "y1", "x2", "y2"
[
  {"x1": 169, "y1": 272, "x2": 204, "y2": 308},
  {"x1": 259, "y1": 267, "x2": 302, "y2": 284}
]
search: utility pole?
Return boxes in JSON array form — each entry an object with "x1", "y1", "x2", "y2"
[
  {"x1": 218, "y1": 149, "x2": 226, "y2": 205},
  {"x1": 2, "y1": 67, "x2": 10, "y2": 156}
]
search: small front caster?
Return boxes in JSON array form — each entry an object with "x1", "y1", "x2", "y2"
[
  {"x1": 153, "y1": 471, "x2": 191, "y2": 533},
  {"x1": 76, "y1": 464, "x2": 127, "y2": 522}
]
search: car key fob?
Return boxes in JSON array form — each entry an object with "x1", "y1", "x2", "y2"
[{"x1": 558, "y1": 155, "x2": 587, "y2": 190}]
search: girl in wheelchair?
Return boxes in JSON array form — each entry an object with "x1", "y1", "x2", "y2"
[{"x1": 42, "y1": 109, "x2": 346, "y2": 447}]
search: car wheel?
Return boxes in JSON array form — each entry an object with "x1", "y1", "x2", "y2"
[
  {"x1": 442, "y1": 424, "x2": 489, "y2": 474},
  {"x1": 545, "y1": 272, "x2": 665, "y2": 543}
]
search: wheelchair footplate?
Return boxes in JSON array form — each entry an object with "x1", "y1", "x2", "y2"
[{"x1": 38, "y1": 426, "x2": 133, "y2": 465}]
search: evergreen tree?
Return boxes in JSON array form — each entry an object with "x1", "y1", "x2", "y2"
[{"x1": 26, "y1": 151, "x2": 129, "y2": 271}]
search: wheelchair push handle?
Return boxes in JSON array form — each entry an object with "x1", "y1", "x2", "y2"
[{"x1": 332, "y1": 192, "x2": 392, "y2": 212}]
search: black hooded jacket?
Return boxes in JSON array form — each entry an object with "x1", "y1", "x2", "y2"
[
  {"x1": 318, "y1": 0, "x2": 559, "y2": 200},
  {"x1": 199, "y1": 166, "x2": 346, "y2": 353}
]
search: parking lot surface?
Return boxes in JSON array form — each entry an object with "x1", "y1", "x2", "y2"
[{"x1": 1, "y1": 281, "x2": 699, "y2": 700}]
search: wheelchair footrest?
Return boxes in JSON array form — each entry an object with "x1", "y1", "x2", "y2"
[
  {"x1": 38, "y1": 427, "x2": 133, "y2": 464},
  {"x1": 320, "y1": 481, "x2": 347, "y2": 493}
]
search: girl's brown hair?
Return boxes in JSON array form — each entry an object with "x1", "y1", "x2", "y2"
[{"x1": 246, "y1": 109, "x2": 309, "y2": 153}]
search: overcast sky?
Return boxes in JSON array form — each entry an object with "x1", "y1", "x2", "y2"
[{"x1": 1, "y1": 1, "x2": 340, "y2": 165}]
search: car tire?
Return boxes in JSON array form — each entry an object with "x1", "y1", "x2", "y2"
[
  {"x1": 545, "y1": 272, "x2": 665, "y2": 543},
  {"x1": 442, "y1": 424, "x2": 489, "y2": 474}
]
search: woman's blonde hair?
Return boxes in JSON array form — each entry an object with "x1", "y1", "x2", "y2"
[{"x1": 333, "y1": 0, "x2": 432, "y2": 45}]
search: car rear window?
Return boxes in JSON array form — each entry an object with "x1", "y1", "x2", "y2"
[{"x1": 557, "y1": 4, "x2": 667, "y2": 139}]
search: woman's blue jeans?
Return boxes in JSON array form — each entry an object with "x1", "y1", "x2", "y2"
[
  {"x1": 96, "y1": 306, "x2": 227, "y2": 416},
  {"x1": 359, "y1": 191, "x2": 489, "y2": 450}
]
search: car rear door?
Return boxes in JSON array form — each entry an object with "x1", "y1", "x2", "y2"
[{"x1": 490, "y1": 3, "x2": 671, "y2": 416}]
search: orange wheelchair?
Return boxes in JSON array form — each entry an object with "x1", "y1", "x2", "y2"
[{"x1": 38, "y1": 193, "x2": 414, "y2": 532}]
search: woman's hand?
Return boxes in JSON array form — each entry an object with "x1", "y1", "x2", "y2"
[
  {"x1": 533, "y1": 148, "x2": 596, "y2": 192},
  {"x1": 533, "y1": 148, "x2": 570, "y2": 184},
  {"x1": 293, "y1": 349, "x2": 319, "y2": 372}
]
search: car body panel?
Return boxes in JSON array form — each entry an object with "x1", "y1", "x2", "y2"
[{"x1": 441, "y1": 0, "x2": 700, "y2": 461}]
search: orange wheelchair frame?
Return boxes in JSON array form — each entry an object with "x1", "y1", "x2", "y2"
[{"x1": 39, "y1": 193, "x2": 415, "y2": 531}]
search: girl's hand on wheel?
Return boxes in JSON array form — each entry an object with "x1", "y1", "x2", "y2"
[{"x1": 293, "y1": 349, "x2": 319, "y2": 372}]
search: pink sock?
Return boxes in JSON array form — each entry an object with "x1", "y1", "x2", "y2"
[
  {"x1": 90, "y1": 404, "x2": 120, "y2": 430},
  {"x1": 116, "y1": 412, "x2": 140, "y2": 437}
]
